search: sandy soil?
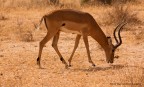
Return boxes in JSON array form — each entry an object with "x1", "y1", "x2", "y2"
[{"x1": 0, "y1": 5, "x2": 144, "y2": 87}]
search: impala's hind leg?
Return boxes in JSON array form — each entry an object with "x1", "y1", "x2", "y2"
[
  {"x1": 68, "y1": 35, "x2": 81, "y2": 67},
  {"x1": 37, "y1": 32, "x2": 57, "y2": 68},
  {"x1": 52, "y1": 32, "x2": 68, "y2": 68}
]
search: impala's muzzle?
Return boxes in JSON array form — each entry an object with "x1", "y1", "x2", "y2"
[
  {"x1": 109, "y1": 60, "x2": 114, "y2": 63},
  {"x1": 107, "y1": 59, "x2": 114, "y2": 63}
]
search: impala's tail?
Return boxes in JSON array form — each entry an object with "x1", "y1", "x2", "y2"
[{"x1": 34, "y1": 16, "x2": 44, "y2": 30}]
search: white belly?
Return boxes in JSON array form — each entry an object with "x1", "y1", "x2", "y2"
[
  {"x1": 60, "y1": 27, "x2": 81, "y2": 34},
  {"x1": 59, "y1": 21, "x2": 88, "y2": 35}
]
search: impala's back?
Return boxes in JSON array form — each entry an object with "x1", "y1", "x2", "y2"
[{"x1": 45, "y1": 9, "x2": 97, "y2": 35}]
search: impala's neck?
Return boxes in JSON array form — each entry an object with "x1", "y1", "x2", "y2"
[{"x1": 91, "y1": 25, "x2": 110, "y2": 52}]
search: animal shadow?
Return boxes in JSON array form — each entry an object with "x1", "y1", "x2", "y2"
[{"x1": 72, "y1": 64, "x2": 125, "y2": 72}]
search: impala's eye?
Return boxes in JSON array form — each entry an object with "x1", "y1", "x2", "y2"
[
  {"x1": 112, "y1": 49, "x2": 115, "y2": 52},
  {"x1": 107, "y1": 36, "x2": 111, "y2": 39},
  {"x1": 62, "y1": 23, "x2": 65, "y2": 26}
]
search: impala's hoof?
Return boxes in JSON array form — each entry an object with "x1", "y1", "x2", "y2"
[
  {"x1": 114, "y1": 55, "x2": 119, "y2": 59},
  {"x1": 65, "y1": 65, "x2": 69, "y2": 69},
  {"x1": 39, "y1": 66, "x2": 45, "y2": 69},
  {"x1": 92, "y1": 64, "x2": 96, "y2": 67},
  {"x1": 60, "y1": 57, "x2": 67, "y2": 64},
  {"x1": 37, "y1": 57, "x2": 40, "y2": 65},
  {"x1": 68, "y1": 64, "x2": 72, "y2": 67}
]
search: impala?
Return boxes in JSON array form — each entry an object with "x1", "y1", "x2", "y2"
[{"x1": 36, "y1": 9, "x2": 127, "y2": 68}]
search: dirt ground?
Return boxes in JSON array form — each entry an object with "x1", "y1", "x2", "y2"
[{"x1": 0, "y1": 2, "x2": 144, "y2": 87}]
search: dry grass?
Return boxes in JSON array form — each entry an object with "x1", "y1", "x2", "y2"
[
  {"x1": 102, "y1": 5, "x2": 141, "y2": 26},
  {"x1": 0, "y1": 0, "x2": 144, "y2": 87},
  {"x1": 15, "y1": 19, "x2": 34, "y2": 42}
]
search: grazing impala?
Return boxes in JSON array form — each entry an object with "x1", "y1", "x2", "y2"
[{"x1": 36, "y1": 9, "x2": 127, "y2": 68}]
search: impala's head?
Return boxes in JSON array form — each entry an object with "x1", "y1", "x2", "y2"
[{"x1": 106, "y1": 22, "x2": 127, "y2": 63}]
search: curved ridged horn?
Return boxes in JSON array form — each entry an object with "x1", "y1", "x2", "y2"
[
  {"x1": 113, "y1": 22, "x2": 127, "y2": 49},
  {"x1": 113, "y1": 23, "x2": 123, "y2": 43}
]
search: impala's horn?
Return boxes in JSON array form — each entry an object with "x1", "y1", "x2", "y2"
[{"x1": 113, "y1": 22, "x2": 127, "y2": 50}]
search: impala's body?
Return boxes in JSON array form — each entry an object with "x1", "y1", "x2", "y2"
[
  {"x1": 45, "y1": 9, "x2": 100, "y2": 35},
  {"x1": 36, "y1": 9, "x2": 126, "y2": 68}
]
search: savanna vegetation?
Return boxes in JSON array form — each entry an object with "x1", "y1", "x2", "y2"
[{"x1": 0, "y1": 0, "x2": 144, "y2": 87}]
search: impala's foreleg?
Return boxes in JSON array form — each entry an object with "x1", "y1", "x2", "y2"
[
  {"x1": 68, "y1": 35, "x2": 81, "y2": 67},
  {"x1": 52, "y1": 32, "x2": 68, "y2": 68},
  {"x1": 83, "y1": 35, "x2": 95, "y2": 67}
]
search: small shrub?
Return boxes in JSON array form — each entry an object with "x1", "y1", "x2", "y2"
[
  {"x1": 81, "y1": 0, "x2": 90, "y2": 3},
  {"x1": 106, "y1": 5, "x2": 141, "y2": 25},
  {"x1": 132, "y1": 29, "x2": 144, "y2": 41},
  {"x1": 112, "y1": 0, "x2": 138, "y2": 4},
  {"x1": 81, "y1": 0, "x2": 139, "y2": 6},
  {"x1": 16, "y1": 19, "x2": 33, "y2": 42},
  {"x1": 20, "y1": 31, "x2": 33, "y2": 42},
  {"x1": 49, "y1": 0, "x2": 59, "y2": 5},
  {"x1": 99, "y1": 0, "x2": 112, "y2": 5}
]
